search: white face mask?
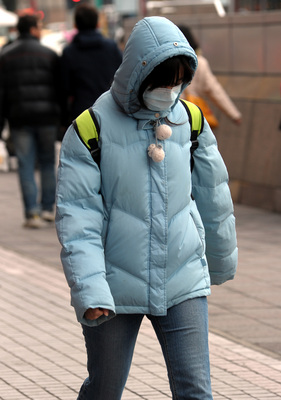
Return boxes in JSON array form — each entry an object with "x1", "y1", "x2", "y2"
[{"x1": 143, "y1": 84, "x2": 182, "y2": 111}]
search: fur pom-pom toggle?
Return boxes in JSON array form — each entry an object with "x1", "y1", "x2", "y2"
[
  {"x1": 147, "y1": 144, "x2": 165, "y2": 162},
  {"x1": 155, "y1": 124, "x2": 172, "y2": 140},
  {"x1": 147, "y1": 121, "x2": 171, "y2": 162}
]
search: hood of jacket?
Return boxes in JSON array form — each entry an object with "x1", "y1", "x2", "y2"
[{"x1": 110, "y1": 16, "x2": 198, "y2": 120}]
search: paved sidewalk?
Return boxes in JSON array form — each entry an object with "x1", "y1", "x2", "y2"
[
  {"x1": 1, "y1": 247, "x2": 281, "y2": 400},
  {"x1": 1, "y1": 171, "x2": 281, "y2": 399}
]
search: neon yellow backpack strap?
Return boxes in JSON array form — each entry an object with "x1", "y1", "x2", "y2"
[
  {"x1": 179, "y1": 98, "x2": 204, "y2": 135},
  {"x1": 73, "y1": 107, "x2": 101, "y2": 165},
  {"x1": 74, "y1": 108, "x2": 99, "y2": 149},
  {"x1": 179, "y1": 98, "x2": 204, "y2": 172}
]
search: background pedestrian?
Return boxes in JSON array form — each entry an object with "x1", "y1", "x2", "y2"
[
  {"x1": 0, "y1": 13, "x2": 61, "y2": 228},
  {"x1": 178, "y1": 24, "x2": 242, "y2": 129},
  {"x1": 60, "y1": 3, "x2": 123, "y2": 132}
]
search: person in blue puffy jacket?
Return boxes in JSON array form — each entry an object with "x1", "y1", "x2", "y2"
[{"x1": 56, "y1": 16, "x2": 238, "y2": 400}]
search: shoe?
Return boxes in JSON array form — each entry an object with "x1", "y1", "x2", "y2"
[
  {"x1": 41, "y1": 210, "x2": 55, "y2": 222},
  {"x1": 23, "y1": 215, "x2": 43, "y2": 229}
]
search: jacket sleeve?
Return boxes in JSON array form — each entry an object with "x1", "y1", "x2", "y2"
[
  {"x1": 191, "y1": 121, "x2": 238, "y2": 285},
  {"x1": 55, "y1": 125, "x2": 116, "y2": 326}
]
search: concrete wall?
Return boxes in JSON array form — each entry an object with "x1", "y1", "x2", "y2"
[{"x1": 124, "y1": 11, "x2": 281, "y2": 212}]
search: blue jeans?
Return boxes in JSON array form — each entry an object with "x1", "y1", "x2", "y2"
[
  {"x1": 78, "y1": 297, "x2": 213, "y2": 400},
  {"x1": 11, "y1": 126, "x2": 57, "y2": 218}
]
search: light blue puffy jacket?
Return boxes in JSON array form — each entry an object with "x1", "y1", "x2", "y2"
[{"x1": 56, "y1": 17, "x2": 238, "y2": 327}]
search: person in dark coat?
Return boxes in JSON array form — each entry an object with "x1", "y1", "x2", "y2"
[
  {"x1": 60, "y1": 3, "x2": 123, "y2": 129},
  {"x1": 0, "y1": 14, "x2": 61, "y2": 228}
]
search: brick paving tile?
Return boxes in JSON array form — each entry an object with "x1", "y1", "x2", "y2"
[{"x1": 1, "y1": 246, "x2": 281, "y2": 399}]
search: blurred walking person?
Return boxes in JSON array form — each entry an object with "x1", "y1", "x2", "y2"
[
  {"x1": 178, "y1": 25, "x2": 242, "y2": 129},
  {"x1": 60, "y1": 3, "x2": 122, "y2": 132},
  {"x1": 0, "y1": 14, "x2": 61, "y2": 228}
]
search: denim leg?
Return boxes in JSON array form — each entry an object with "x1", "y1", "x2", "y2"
[
  {"x1": 78, "y1": 314, "x2": 143, "y2": 400},
  {"x1": 148, "y1": 297, "x2": 213, "y2": 400},
  {"x1": 11, "y1": 128, "x2": 39, "y2": 218},
  {"x1": 36, "y1": 126, "x2": 56, "y2": 212}
]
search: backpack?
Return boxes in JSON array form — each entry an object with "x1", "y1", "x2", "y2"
[{"x1": 73, "y1": 98, "x2": 204, "y2": 170}]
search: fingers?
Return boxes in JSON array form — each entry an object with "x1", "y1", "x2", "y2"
[
  {"x1": 102, "y1": 308, "x2": 109, "y2": 317},
  {"x1": 233, "y1": 117, "x2": 242, "y2": 125},
  {"x1": 84, "y1": 308, "x2": 110, "y2": 320}
]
